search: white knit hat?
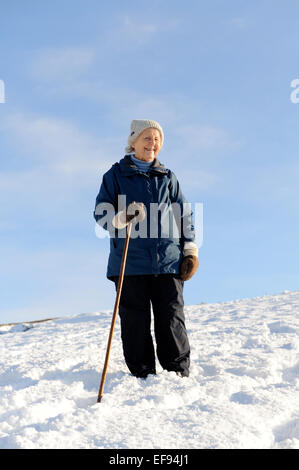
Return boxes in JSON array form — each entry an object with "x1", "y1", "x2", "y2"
[{"x1": 125, "y1": 119, "x2": 164, "y2": 154}]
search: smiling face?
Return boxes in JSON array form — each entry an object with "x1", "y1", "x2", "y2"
[{"x1": 132, "y1": 128, "x2": 162, "y2": 162}]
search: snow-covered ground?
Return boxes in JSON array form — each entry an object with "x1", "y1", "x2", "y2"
[{"x1": 0, "y1": 290, "x2": 298, "y2": 449}]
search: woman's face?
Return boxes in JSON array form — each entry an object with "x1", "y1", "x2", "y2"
[{"x1": 132, "y1": 128, "x2": 161, "y2": 161}]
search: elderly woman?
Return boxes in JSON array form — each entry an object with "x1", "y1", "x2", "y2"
[{"x1": 94, "y1": 119, "x2": 199, "y2": 379}]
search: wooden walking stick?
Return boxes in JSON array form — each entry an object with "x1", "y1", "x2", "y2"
[{"x1": 97, "y1": 220, "x2": 133, "y2": 403}]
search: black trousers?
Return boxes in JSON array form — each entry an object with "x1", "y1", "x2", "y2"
[{"x1": 112, "y1": 274, "x2": 190, "y2": 378}]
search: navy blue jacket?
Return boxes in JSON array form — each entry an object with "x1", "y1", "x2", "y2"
[{"x1": 94, "y1": 155, "x2": 195, "y2": 280}]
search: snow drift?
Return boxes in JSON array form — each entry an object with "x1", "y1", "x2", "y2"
[{"x1": 0, "y1": 290, "x2": 298, "y2": 449}]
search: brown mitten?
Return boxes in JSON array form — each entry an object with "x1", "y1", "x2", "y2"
[
  {"x1": 180, "y1": 255, "x2": 199, "y2": 281},
  {"x1": 126, "y1": 201, "x2": 146, "y2": 223}
]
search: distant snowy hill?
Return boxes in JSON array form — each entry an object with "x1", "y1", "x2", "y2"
[{"x1": 0, "y1": 290, "x2": 298, "y2": 449}]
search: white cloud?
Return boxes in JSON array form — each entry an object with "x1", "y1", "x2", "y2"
[
  {"x1": 3, "y1": 111, "x2": 113, "y2": 176},
  {"x1": 176, "y1": 124, "x2": 230, "y2": 150},
  {"x1": 108, "y1": 95, "x2": 182, "y2": 128},
  {"x1": 122, "y1": 15, "x2": 180, "y2": 35},
  {"x1": 248, "y1": 160, "x2": 299, "y2": 212},
  {"x1": 175, "y1": 168, "x2": 220, "y2": 192},
  {"x1": 0, "y1": 112, "x2": 119, "y2": 220},
  {"x1": 163, "y1": 123, "x2": 243, "y2": 195},
  {"x1": 105, "y1": 14, "x2": 180, "y2": 48},
  {"x1": 29, "y1": 46, "x2": 96, "y2": 82},
  {"x1": 226, "y1": 17, "x2": 247, "y2": 30},
  {"x1": 27, "y1": 15, "x2": 179, "y2": 90},
  {"x1": 123, "y1": 14, "x2": 159, "y2": 34}
]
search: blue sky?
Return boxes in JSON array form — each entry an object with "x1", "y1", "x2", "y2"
[{"x1": 1, "y1": 0, "x2": 299, "y2": 323}]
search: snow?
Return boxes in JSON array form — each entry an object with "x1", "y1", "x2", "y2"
[{"x1": 0, "y1": 290, "x2": 298, "y2": 449}]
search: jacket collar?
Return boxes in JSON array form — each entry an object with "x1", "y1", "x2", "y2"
[{"x1": 118, "y1": 154, "x2": 169, "y2": 176}]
